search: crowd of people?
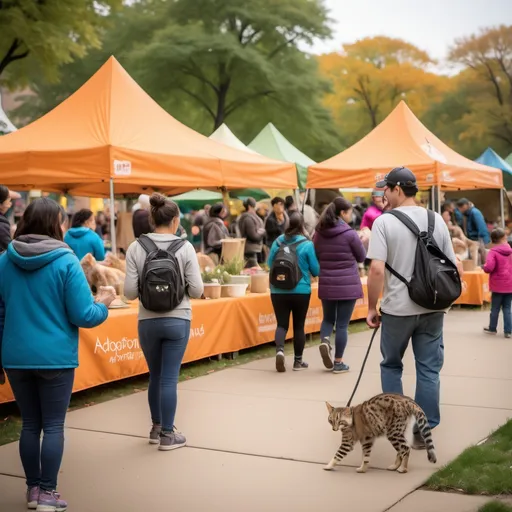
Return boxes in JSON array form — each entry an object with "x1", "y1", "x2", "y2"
[{"x1": 0, "y1": 169, "x2": 511, "y2": 511}]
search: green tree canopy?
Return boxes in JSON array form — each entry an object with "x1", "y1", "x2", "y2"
[{"x1": 0, "y1": 0, "x2": 122, "y2": 86}]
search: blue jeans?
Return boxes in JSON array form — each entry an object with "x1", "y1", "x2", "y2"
[
  {"x1": 139, "y1": 318, "x2": 190, "y2": 432},
  {"x1": 320, "y1": 299, "x2": 357, "y2": 359},
  {"x1": 380, "y1": 312, "x2": 444, "y2": 429},
  {"x1": 5, "y1": 369, "x2": 75, "y2": 491},
  {"x1": 489, "y1": 293, "x2": 512, "y2": 334}
]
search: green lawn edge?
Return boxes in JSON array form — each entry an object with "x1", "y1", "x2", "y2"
[
  {"x1": 479, "y1": 502, "x2": 512, "y2": 512},
  {"x1": 427, "y1": 419, "x2": 512, "y2": 496}
]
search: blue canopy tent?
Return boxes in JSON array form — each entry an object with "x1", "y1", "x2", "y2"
[{"x1": 475, "y1": 147, "x2": 512, "y2": 190}]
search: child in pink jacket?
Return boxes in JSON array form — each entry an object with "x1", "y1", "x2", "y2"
[{"x1": 483, "y1": 228, "x2": 512, "y2": 338}]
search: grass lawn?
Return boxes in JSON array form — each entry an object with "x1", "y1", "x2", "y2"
[
  {"x1": 0, "y1": 320, "x2": 370, "y2": 446},
  {"x1": 479, "y1": 502, "x2": 512, "y2": 512},
  {"x1": 427, "y1": 419, "x2": 512, "y2": 496}
]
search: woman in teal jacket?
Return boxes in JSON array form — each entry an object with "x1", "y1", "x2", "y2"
[
  {"x1": 268, "y1": 212, "x2": 320, "y2": 373},
  {"x1": 0, "y1": 198, "x2": 114, "y2": 511},
  {"x1": 64, "y1": 208, "x2": 105, "y2": 261}
]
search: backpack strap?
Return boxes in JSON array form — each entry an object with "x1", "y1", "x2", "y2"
[
  {"x1": 137, "y1": 234, "x2": 159, "y2": 254},
  {"x1": 427, "y1": 209, "x2": 435, "y2": 240},
  {"x1": 166, "y1": 239, "x2": 186, "y2": 254},
  {"x1": 383, "y1": 210, "x2": 423, "y2": 288},
  {"x1": 385, "y1": 210, "x2": 421, "y2": 237}
]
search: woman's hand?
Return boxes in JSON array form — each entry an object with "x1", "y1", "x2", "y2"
[{"x1": 95, "y1": 286, "x2": 117, "y2": 307}]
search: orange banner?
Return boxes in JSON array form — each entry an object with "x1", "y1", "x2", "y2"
[{"x1": 0, "y1": 274, "x2": 486, "y2": 404}]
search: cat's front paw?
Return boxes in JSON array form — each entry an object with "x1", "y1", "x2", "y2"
[
  {"x1": 356, "y1": 465, "x2": 367, "y2": 473},
  {"x1": 323, "y1": 464, "x2": 334, "y2": 471}
]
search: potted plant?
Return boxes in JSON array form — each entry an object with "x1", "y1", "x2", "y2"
[
  {"x1": 201, "y1": 267, "x2": 222, "y2": 299},
  {"x1": 222, "y1": 256, "x2": 251, "y2": 291}
]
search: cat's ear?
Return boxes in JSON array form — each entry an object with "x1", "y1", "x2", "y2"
[{"x1": 325, "y1": 402, "x2": 334, "y2": 413}]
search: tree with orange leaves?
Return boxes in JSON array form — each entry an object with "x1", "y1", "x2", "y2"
[
  {"x1": 449, "y1": 25, "x2": 512, "y2": 148},
  {"x1": 318, "y1": 36, "x2": 450, "y2": 146}
]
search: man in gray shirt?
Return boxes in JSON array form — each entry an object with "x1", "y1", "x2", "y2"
[{"x1": 366, "y1": 167, "x2": 457, "y2": 447}]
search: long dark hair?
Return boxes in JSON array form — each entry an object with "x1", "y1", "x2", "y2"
[
  {"x1": 285, "y1": 211, "x2": 307, "y2": 238},
  {"x1": 15, "y1": 197, "x2": 64, "y2": 241},
  {"x1": 317, "y1": 197, "x2": 352, "y2": 231},
  {"x1": 149, "y1": 193, "x2": 180, "y2": 227},
  {"x1": 71, "y1": 209, "x2": 94, "y2": 228},
  {"x1": 0, "y1": 185, "x2": 9, "y2": 204}
]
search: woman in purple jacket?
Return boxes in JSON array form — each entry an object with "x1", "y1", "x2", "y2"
[{"x1": 313, "y1": 197, "x2": 366, "y2": 373}]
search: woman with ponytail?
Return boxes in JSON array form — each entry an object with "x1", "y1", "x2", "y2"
[{"x1": 313, "y1": 197, "x2": 366, "y2": 373}]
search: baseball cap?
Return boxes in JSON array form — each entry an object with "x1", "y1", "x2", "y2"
[{"x1": 376, "y1": 166, "x2": 418, "y2": 189}]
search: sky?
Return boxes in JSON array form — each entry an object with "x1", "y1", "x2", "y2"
[{"x1": 311, "y1": 0, "x2": 512, "y2": 65}]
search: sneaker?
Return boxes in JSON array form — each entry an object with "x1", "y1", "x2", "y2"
[
  {"x1": 36, "y1": 490, "x2": 67, "y2": 512},
  {"x1": 159, "y1": 427, "x2": 187, "y2": 451},
  {"x1": 149, "y1": 424, "x2": 161, "y2": 444},
  {"x1": 411, "y1": 432, "x2": 426, "y2": 450},
  {"x1": 27, "y1": 486, "x2": 39, "y2": 510},
  {"x1": 293, "y1": 360, "x2": 308, "y2": 371},
  {"x1": 319, "y1": 340, "x2": 334, "y2": 370},
  {"x1": 505, "y1": 333, "x2": 511, "y2": 339},
  {"x1": 484, "y1": 328, "x2": 497, "y2": 335},
  {"x1": 275, "y1": 351, "x2": 286, "y2": 373},
  {"x1": 333, "y1": 361, "x2": 350, "y2": 374}
]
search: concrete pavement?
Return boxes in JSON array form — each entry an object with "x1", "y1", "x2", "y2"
[{"x1": 0, "y1": 309, "x2": 511, "y2": 511}]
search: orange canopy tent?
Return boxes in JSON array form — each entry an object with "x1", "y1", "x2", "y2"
[
  {"x1": 0, "y1": 57, "x2": 297, "y2": 197},
  {"x1": 307, "y1": 101, "x2": 502, "y2": 191}
]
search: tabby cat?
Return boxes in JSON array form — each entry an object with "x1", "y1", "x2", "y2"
[{"x1": 324, "y1": 393, "x2": 436, "y2": 474}]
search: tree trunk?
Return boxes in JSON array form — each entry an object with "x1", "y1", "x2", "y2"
[{"x1": 213, "y1": 82, "x2": 230, "y2": 130}]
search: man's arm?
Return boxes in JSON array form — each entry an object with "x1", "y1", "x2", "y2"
[
  {"x1": 368, "y1": 260, "x2": 385, "y2": 312},
  {"x1": 366, "y1": 216, "x2": 388, "y2": 327}
]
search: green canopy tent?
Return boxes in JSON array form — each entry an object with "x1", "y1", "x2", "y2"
[
  {"x1": 209, "y1": 124, "x2": 269, "y2": 201},
  {"x1": 170, "y1": 189, "x2": 223, "y2": 212},
  {"x1": 248, "y1": 123, "x2": 315, "y2": 190}
]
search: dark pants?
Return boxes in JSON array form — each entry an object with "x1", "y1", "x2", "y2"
[
  {"x1": 6, "y1": 369, "x2": 75, "y2": 491},
  {"x1": 489, "y1": 292, "x2": 512, "y2": 334},
  {"x1": 380, "y1": 312, "x2": 444, "y2": 429},
  {"x1": 271, "y1": 293, "x2": 311, "y2": 360},
  {"x1": 320, "y1": 299, "x2": 357, "y2": 359},
  {"x1": 139, "y1": 318, "x2": 190, "y2": 432}
]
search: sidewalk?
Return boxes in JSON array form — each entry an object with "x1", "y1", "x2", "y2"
[{"x1": 0, "y1": 309, "x2": 511, "y2": 511}]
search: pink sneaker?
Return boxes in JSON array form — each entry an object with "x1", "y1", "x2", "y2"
[
  {"x1": 36, "y1": 490, "x2": 67, "y2": 512},
  {"x1": 27, "y1": 486, "x2": 39, "y2": 510}
]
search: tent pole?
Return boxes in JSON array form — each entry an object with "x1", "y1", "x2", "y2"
[
  {"x1": 500, "y1": 188, "x2": 505, "y2": 229},
  {"x1": 109, "y1": 178, "x2": 117, "y2": 255},
  {"x1": 437, "y1": 186, "x2": 441, "y2": 215}
]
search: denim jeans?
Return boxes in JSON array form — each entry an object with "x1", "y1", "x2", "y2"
[
  {"x1": 489, "y1": 292, "x2": 512, "y2": 334},
  {"x1": 380, "y1": 312, "x2": 444, "y2": 429},
  {"x1": 138, "y1": 317, "x2": 190, "y2": 432},
  {"x1": 320, "y1": 299, "x2": 357, "y2": 359},
  {"x1": 5, "y1": 368, "x2": 75, "y2": 491}
]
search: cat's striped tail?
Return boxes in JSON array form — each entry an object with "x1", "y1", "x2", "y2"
[{"x1": 412, "y1": 406, "x2": 437, "y2": 464}]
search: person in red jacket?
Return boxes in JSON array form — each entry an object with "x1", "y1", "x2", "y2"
[{"x1": 483, "y1": 228, "x2": 512, "y2": 338}]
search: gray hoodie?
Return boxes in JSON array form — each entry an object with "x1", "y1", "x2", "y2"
[{"x1": 124, "y1": 234, "x2": 203, "y2": 321}]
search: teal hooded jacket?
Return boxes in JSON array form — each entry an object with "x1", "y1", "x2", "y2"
[{"x1": 0, "y1": 235, "x2": 108, "y2": 369}]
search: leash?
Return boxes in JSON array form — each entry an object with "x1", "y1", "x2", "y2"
[{"x1": 346, "y1": 326, "x2": 380, "y2": 407}]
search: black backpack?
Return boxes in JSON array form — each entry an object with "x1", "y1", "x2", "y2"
[
  {"x1": 270, "y1": 238, "x2": 307, "y2": 290},
  {"x1": 137, "y1": 235, "x2": 186, "y2": 312},
  {"x1": 385, "y1": 210, "x2": 461, "y2": 310}
]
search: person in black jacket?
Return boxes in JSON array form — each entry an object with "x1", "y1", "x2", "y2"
[
  {"x1": 0, "y1": 185, "x2": 13, "y2": 253},
  {"x1": 265, "y1": 197, "x2": 288, "y2": 247}
]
